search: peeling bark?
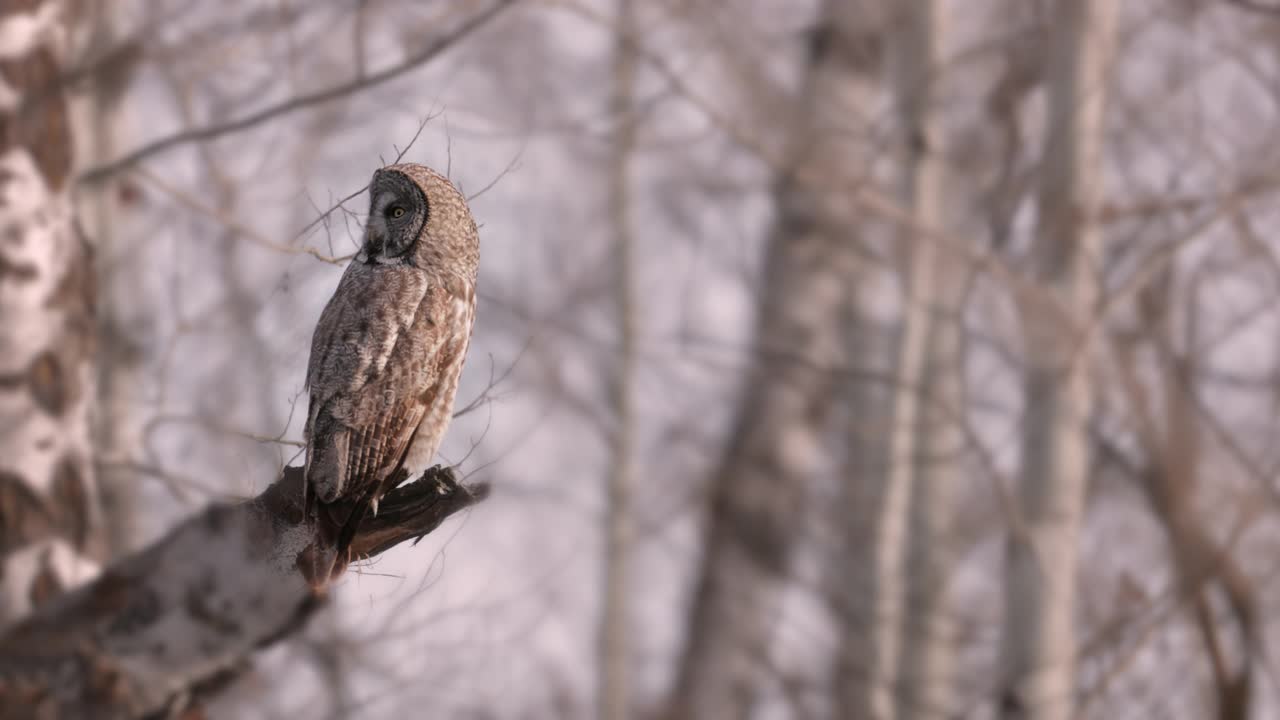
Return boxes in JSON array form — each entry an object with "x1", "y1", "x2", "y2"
[
  {"x1": 0, "y1": 465, "x2": 487, "y2": 720},
  {"x1": 0, "y1": 0, "x2": 103, "y2": 625}
]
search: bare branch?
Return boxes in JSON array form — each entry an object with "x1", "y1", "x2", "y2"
[
  {"x1": 293, "y1": 111, "x2": 441, "y2": 249},
  {"x1": 135, "y1": 168, "x2": 353, "y2": 265},
  {"x1": 79, "y1": 0, "x2": 519, "y2": 185}
]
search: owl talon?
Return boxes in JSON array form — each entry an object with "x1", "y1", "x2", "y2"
[{"x1": 371, "y1": 496, "x2": 379, "y2": 517}]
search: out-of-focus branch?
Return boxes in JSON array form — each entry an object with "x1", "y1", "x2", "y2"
[
  {"x1": 1224, "y1": 0, "x2": 1280, "y2": 17},
  {"x1": 1116, "y1": 268, "x2": 1258, "y2": 720},
  {"x1": 134, "y1": 168, "x2": 352, "y2": 266},
  {"x1": 79, "y1": 0, "x2": 518, "y2": 185},
  {"x1": 0, "y1": 465, "x2": 487, "y2": 720},
  {"x1": 598, "y1": 1, "x2": 637, "y2": 717}
]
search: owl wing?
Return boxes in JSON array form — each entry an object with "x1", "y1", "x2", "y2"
[{"x1": 304, "y1": 266, "x2": 448, "y2": 505}]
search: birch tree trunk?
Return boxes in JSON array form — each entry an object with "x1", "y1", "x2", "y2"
[
  {"x1": 848, "y1": 4, "x2": 955, "y2": 716},
  {"x1": 885, "y1": 3, "x2": 961, "y2": 719},
  {"x1": 598, "y1": 1, "x2": 636, "y2": 717},
  {"x1": 72, "y1": 0, "x2": 141, "y2": 558},
  {"x1": 998, "y1": 2, "x2": 1117, "y2": 718},
  {"x1": 0, "y1": 0, "x2": 102, "y2": 624},
  {"x1": 864, "y1": 3, "x2": 947, "y2": 717},
  {"x1": 665, "y1": 2, "x2": 882, "y2": 717}
]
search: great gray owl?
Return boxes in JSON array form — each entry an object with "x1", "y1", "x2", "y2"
[{"x1": 304, "y1": 163, "x2": 478, "y2": 576}]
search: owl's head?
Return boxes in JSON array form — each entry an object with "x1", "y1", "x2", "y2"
[{"x1": 358, "y1": 163, "x2": 479, "y2": 282}]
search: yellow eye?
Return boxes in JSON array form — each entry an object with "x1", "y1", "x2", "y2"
[{"x1": 390, "y1": 206, "x2": 406, "y2": 219}]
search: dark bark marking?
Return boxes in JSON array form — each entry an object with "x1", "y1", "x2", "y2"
[
  {"x1": 0, "y1": 471, "x2": 53, "y2": 553},
  {"x1": 0, "y1": 1, "x2": 45, "y2": 20},
  {"x1": 0, "y1": 253, "x2": 37, "y2": 282},
  {"x1": 105, "y1": 586, "x2": 161, "y2": 637},
  {"x1": 253, "y1": 593, "x2": 323, "y2": 651},
  {"x1": 51, "y1": 455, "x2": 89, "y2": 549},
  {"x1": 26, "y1": 351, "x2": 64, "y2": 417},
  {"x1": 27, "y1": 552, "x2": 62, "y2": 608},
  {"x1": 184, "y1": 588, "x2": 241, "y2": 637},
  {"x1": 79, "y1": 647, "x2": 130, "y2": 710},
  {"x1": 202, "y1": 505, "x2": 230, "y2": 536},
  {"x1": 0, "y1": 43, "x2": 72, "y2": 191},
  {"x1": 44, "y1": 223, "x2": 94, "y2": 315},
  {"x1": 243, "y1": 507, "x2": 276, "y2": 557},
  {"x1": 807, "y1": 21, "x2": 834, "y2": 63}
]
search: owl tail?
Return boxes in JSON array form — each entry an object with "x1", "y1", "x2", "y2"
[
  {"x1": 300, "y1": 484, "x2": 370, "y2": 587},
  {"x1": 333, "y1": 498, "x2": 371, "y2": 575}
]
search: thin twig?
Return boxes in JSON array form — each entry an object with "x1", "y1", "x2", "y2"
[
  {"x1": 294, "y1": 111, "x2": 440, "y2": 245},
  {"x1": 135, "y1": 168, "x2": 353, "y2": 265}
]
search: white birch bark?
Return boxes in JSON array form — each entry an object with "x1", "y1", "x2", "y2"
[
  {"x1": 666, "y1": 2, "x2": 882, "y2": 717},
  {"x1": 998, "y1": 2, "x2": 1117, "y2": 718},
  {"x1": 0, "y1": 0, "x2": 102, "y2": 625},
  {"x1": 598, "y1": 1, "x2": 636, "y2": 717},
  {"x1": 886, "y1": 3, "x2": 961, "y2": 719},
  {"x1": 865, "y1": 3, "x2": 948, "y2": 717}
]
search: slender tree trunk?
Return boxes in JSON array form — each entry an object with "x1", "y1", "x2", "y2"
[
  {"x1": 598, "y1": 1, "x2": 637, "y2": 718},
  {"x1": 0, "y1": 0, "x2": 102, "y2": 624},
  {"x1": 72, "y1": 0, "x2": 141, "y2": 558},
  {"x1": 848, "y1": 4, "x2": 956, "y2": 717},
  {"x1": 836, "y1": 302, "x2": 889, "y2": 720},
  {"x1": 887, "y1": 3, "x2": 961, "y2": 719},
  {"x1": 666, "y1": 3, "x2": 882, "y2": 717},
  {"x1": 998, "y1": 2, "x2": 1116, "y2": 718},
  {"x1": 863, "y1": 3, "x2": 949, "y2": 718}
]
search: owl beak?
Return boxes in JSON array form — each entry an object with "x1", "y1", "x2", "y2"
[{"x1": 362, "y1": 221, "x2": 386, "y2": 262}]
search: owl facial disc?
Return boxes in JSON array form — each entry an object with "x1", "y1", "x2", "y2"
[{"x1": 359, "y1": 169, "x2": 429, "y2": 264}]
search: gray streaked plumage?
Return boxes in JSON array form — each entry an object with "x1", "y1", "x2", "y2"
[{"x1": 304, "y1": 163, "x2": 478, "y2": 560}]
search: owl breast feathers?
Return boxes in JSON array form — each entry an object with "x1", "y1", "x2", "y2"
[{"x1": 304, "y1": 163, "x2": 479, "y2": 525}]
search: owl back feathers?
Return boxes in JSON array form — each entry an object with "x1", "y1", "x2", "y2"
[{"x1": 304, "y1": 264, "x2": 472, "y2": 508}]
